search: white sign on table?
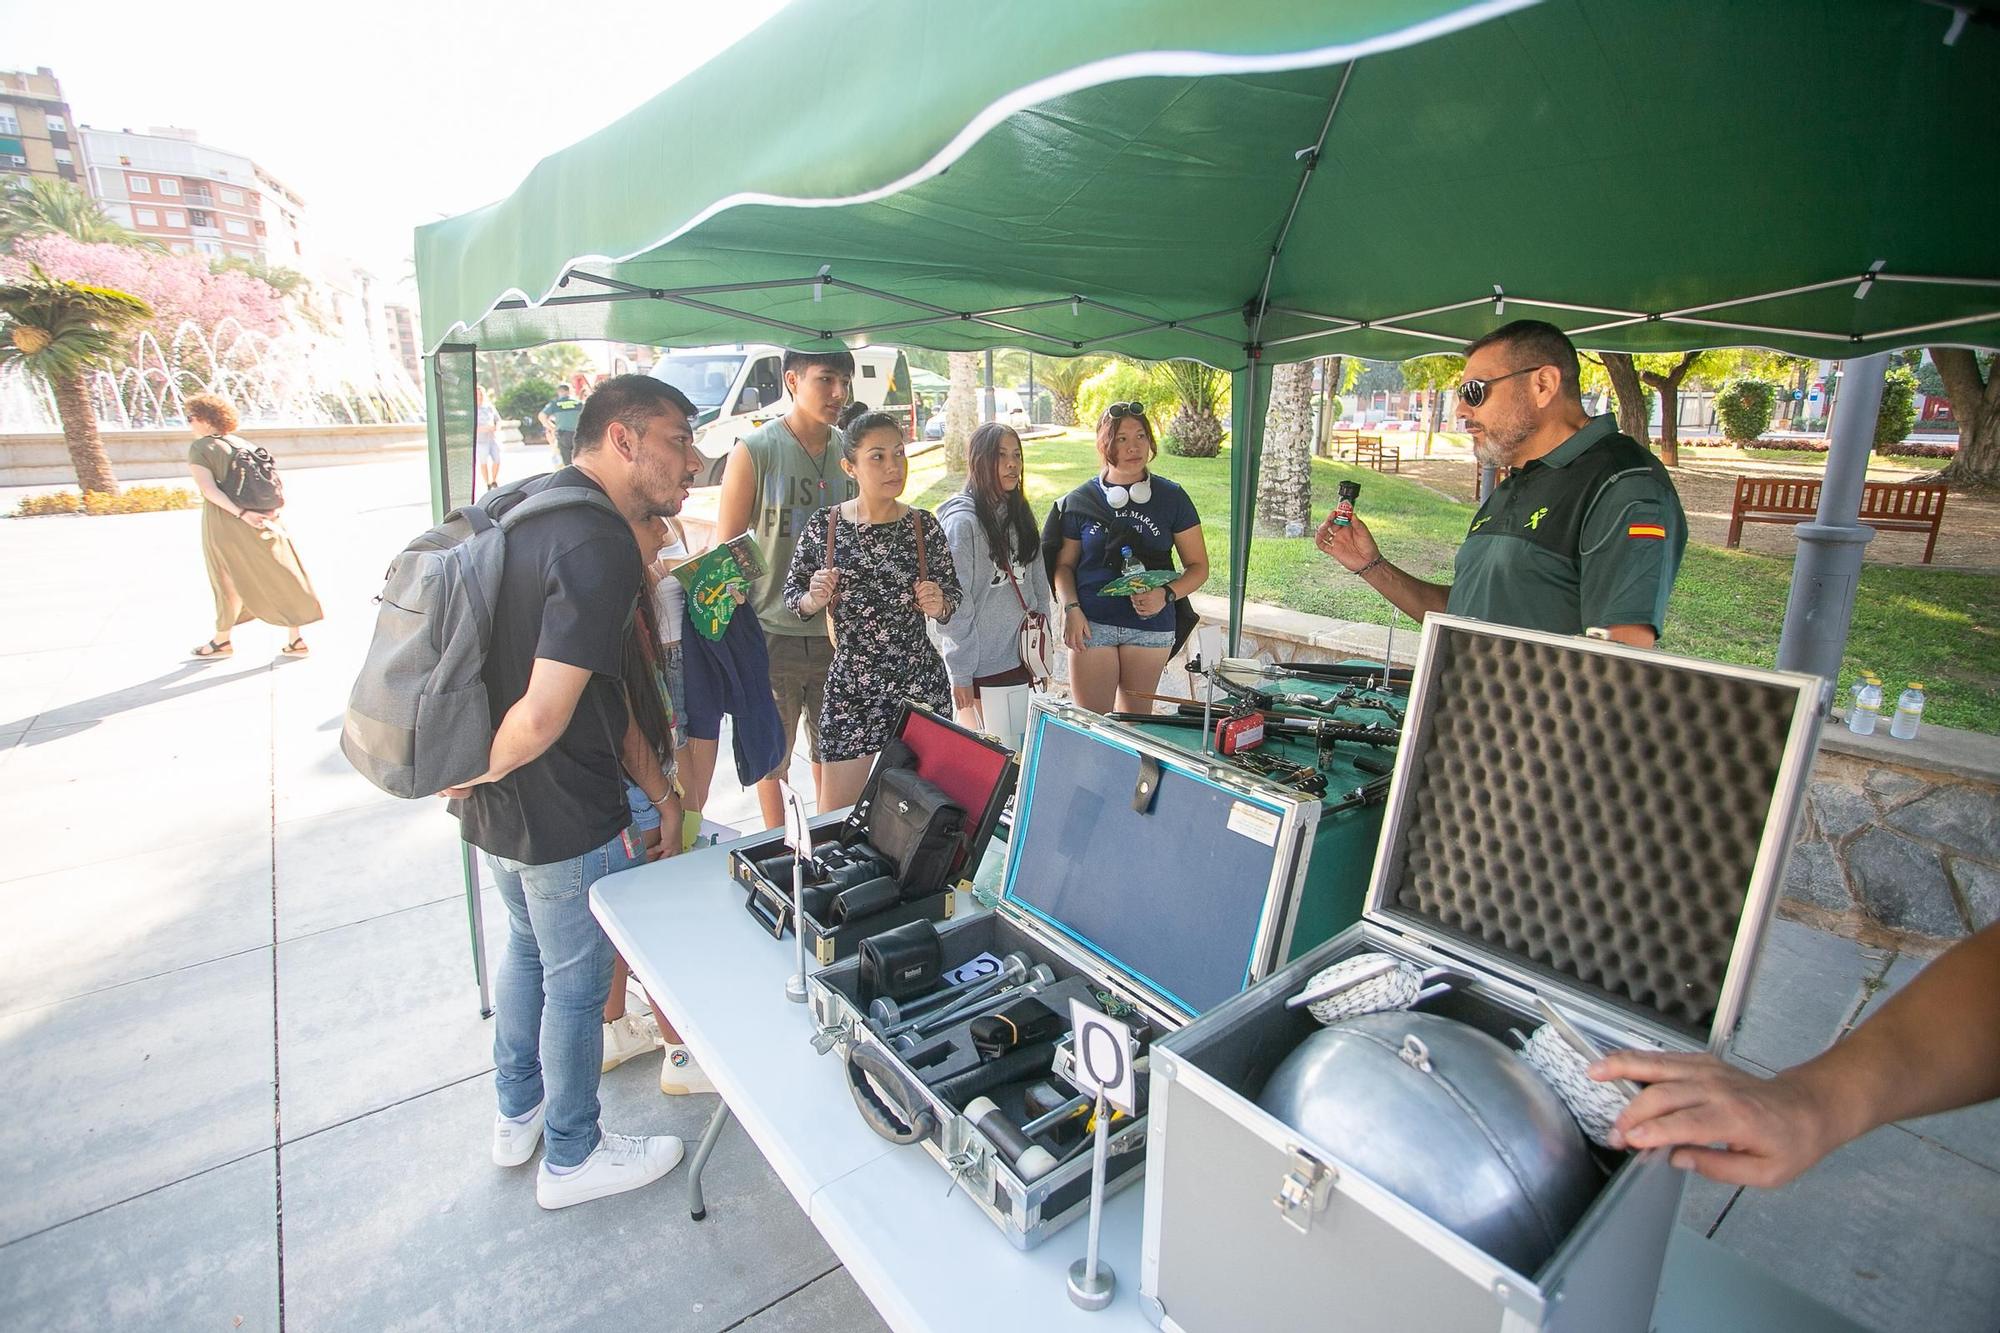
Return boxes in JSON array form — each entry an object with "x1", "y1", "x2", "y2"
[{"x1": 1068, "y1": 1000, "x2": 1137, "y2": 1117}]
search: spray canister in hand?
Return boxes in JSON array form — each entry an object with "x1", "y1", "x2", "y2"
[
  {"x1": 1890, "y1": 682, "x2": 1926, "y2": 740},
  {"x1": 1331, "y1": 480, "x2": 1361, "y2": 527}
]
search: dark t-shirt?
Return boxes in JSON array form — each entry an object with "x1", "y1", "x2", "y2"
[
  {"x1": 454, "y1": 468, "x2": 640, "y2": 865},
  {"x1": 1061, "y1": 475, "x2": 1200, "y2": 630}
]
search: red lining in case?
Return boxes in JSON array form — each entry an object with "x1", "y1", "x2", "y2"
[{"x1": 900, "y1": 709, "x2": 1010, "y2": 825}]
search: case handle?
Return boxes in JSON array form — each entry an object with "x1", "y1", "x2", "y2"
[
  {"x1": 845, "y1": 1042, "x2": 938, "y2": 1145},
  {"x1": 743, "y1": 878, "x2": 789, "y2": 940}
]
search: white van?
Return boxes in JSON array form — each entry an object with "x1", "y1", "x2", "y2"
[{"x1": 650, "y1": 343, "x2": 914, "y2": 486}]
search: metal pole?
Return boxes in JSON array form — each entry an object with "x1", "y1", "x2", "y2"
[
  {"x1": 983, "y1": 348, "x2": 996, "y2": 423},
  {"x1": 463, "y1": 842, "x2": 491, "y2": 1018},
  {"x1": 1776, "y1": 353, "x2": 1885, "y2": 691},
  {"x1": 1027, "y1": 353, "x2": 1036, "y2": 425},
  {"x1": 1477, "y1": 463, "x2": 1499, "y2": 502}
]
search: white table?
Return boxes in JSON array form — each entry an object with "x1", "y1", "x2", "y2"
[{"x1": 592, "y1": 842, "x2": 1867, "y2": 1333}]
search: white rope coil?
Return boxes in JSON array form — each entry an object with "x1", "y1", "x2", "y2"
[
  {"x1": 1517, "y1": 1024, "x2": 1633, "y2": 1149},
  {"x1": 1295, "y1": 953, "x2": 1425, "y2": 1025}
]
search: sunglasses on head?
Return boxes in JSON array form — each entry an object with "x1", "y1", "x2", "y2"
[
  {"x1": 1456, "y1": 365, "x2": 1551, "y2": 408},
  {"x1": 1106, "y1": 401, "x2": 1147, "y2": 420}
]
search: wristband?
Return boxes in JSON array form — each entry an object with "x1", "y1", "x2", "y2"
[{"x1": 1353, "y1": 555, "x2": 1387, "y2": 578}]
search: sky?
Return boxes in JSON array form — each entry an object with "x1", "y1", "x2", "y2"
[{"x1": 0, "y1": 0, "x2": 790, "y2": 300}]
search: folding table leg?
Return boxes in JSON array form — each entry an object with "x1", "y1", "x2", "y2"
[{"x1": 687, "y1": 1098, "x2": 732, "y2": 1221}]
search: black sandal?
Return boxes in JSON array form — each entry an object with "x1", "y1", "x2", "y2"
[
  {"x1": 280, "y1": 638, "x2": 310, "y2": 657},
  {"x1": 191, "y1": 639, "x2": 233, "y2": 658}
]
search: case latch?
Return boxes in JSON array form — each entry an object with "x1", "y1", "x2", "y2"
[{"x1": 1273, "y1": 1148, "x2": 1337, "y2": 1234}]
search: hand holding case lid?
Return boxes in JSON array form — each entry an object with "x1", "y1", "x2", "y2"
[
  {"x1": 1141, "y1": 616, "x2": 1827, "y2": 1332},
  {"x1": 809, "y1": 695, "x2": 1327, "y2": 1248}
]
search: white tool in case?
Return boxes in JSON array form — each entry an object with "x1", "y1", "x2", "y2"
[
  {"x1": 810, "y1": 695, "x2": 1326, "y2": 1250},
  {"x1": 1140, "y1": 615, "x2": 1827, "y2": 1332}
]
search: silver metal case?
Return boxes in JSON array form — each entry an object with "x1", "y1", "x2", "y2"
[
  {"x1": 1140, "y1": 616, "x2": 1825, "y2": 1332},
  {"x1": 811, "y1": 695, "x2": 1324, "y2": 1249}
]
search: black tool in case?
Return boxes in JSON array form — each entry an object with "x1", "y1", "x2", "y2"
[{"x1": 731, "y1": 703, "x2": 1015, "y2": 963}]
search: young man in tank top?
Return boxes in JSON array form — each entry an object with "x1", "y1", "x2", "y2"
[{"x1": 714, "y1": 349, "x2": 858, "y2": 827}]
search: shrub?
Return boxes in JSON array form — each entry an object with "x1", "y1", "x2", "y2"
[
  {"x1": 1075, "y1": 359, "x2": 1177, "y2": 434},
  {"x1": 1713, "y1": 376, "x2": 1779, "y2": 442},
  {"x1": 15, "y1": 486, "x2": 199, "y2": 517},
  {"x1": 500, "y1": 378, "x2": 557, "y2": 425},
  {"x1": 1875, "y1": 366, "x2": 1920, "y2": 448}
]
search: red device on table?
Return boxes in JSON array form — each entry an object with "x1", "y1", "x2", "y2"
[{"x1": 1217, "y1": 713, "x2": 1265, "y2": 755}]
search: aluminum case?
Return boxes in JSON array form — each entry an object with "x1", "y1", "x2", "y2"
[
  {"x1": 810, "y1": 695, "x2": 1325, "y2": 1249},
  {"x1": 1140, "y1": 616, "x2": 1826, "y2": 1332}
]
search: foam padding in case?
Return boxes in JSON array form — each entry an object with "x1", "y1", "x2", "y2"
[{"x1": 1387, "y1": 630, "x2": 1796, "y2": 1037}]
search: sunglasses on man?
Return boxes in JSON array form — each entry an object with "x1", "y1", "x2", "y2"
[
  {"x1": 1106, "y1": 401, "x2": 1147, "y2": 420},
  {"x1": 1456, "y1": 365, "x2": 1552, "y2": 408}
]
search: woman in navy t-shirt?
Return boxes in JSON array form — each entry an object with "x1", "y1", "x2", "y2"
[{"x1": 1053, "y1": 402, "x2": 1208, "y2": 714}]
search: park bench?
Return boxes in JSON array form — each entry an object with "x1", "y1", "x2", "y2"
[
  {"x1": 1725, "y1": 475, "x2": 1950, "y2": 563},
  {"x1": 1352, "y1": 434, "x2": 1401, "y2": 472}
]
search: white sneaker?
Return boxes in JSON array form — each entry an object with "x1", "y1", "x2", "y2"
[
  {"x1": 601, "y1": 1012, "x2": 662, "y2": 1072},
  {"x1": 659, "y1": 1044, "x2": 715, "y2": 1096},
  {"x1": 535, "y1": 1131, "x2": 685, "y2": 1210},
  {"x1": 492, "y1": 1101, "x2": 545, "y2": 1167}
]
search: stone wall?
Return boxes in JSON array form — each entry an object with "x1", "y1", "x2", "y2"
[
  {"x1": 1785, "y1": 730, "x2": 2000, "y2": 944},
  {"x1": 0, "y1": 423, "x2": 428, "y2": 487}
]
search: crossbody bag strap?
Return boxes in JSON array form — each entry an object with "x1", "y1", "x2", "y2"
[{"x1": 911, "y1": 510, "x2": 928, "y2": 583}]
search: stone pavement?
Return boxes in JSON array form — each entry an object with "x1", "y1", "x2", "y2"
[{"x1": 1, "y1": 448, "x2": 1997, "y2": 1332}]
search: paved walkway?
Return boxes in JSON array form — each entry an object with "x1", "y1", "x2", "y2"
[{"x1": 2, "y1": 449, "x2": 1997, "y2": 1331}]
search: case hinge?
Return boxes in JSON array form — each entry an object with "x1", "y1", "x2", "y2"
[{"x1": 1273, "y1": 1148, "x2": 1337, "y2": 1234}]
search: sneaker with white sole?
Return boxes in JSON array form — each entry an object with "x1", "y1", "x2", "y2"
[
  {"x1": 659, "y1": 1044, "x2": 715, "y2": 1096},
  {"x1": 535, "y1": 1131, "x2": 684, "y2": 1210},
  {"x1": 492, "y1": 1101, "x2": 546, "y2": 1167},
  {"x1": 601, "y1": 1012, "x2": 662, "y2": 1072}
]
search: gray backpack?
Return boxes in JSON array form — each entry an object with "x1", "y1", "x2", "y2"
[{"x1": 341, "y1": 476, "x2": 622, "y2": 798}]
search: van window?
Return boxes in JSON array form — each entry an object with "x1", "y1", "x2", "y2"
[
  {"x1": 745, "y1": 356, "x2": 783, "y2": 408},
  {"x1": 655, "y1": 354, "x2": 747, "y2": 410}
]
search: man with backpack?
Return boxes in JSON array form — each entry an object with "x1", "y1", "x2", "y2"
[{"x1": 444, "y1": 374, "x2": 703, "y2": 1209}]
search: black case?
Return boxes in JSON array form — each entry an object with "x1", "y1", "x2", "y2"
[{"x1": 730, "y1": 703, "x2": 1016, "y2": 963}]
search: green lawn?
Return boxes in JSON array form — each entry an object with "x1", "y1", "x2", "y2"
[{"x1": 906, "y1": 432, "x2": 2000, "y2": 733}]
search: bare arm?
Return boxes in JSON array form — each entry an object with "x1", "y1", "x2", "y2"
[
  {"x1": 715, "y1": 442, "x2": 756, "y2": 543},
  {"x1": 1595, "y1": 922, "x2": 2000, "y2": 1187},
  {"x1": 620, "y1": 710, "x2": 681, "y2": 860},
  {"x1": 1054, "y1": 535, "x2": 1089, "y2": 653},
  {"x1": 1166, "y1": 524, "x2": 1208, "y2": 601},
  {"x1": 187, "y1": 462, "x2": 265, "y2": 526},
  {"x1": 441, "y1": 657, "x2": 592, "y2": 795},
  {"x1": 1315, "y1": 513, "x2": 1449, "y2": 622}
]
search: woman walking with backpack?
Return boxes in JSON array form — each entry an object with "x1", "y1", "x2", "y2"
[
  {"x1": 184, "y1": 393, "x2": 323, "y2": 658},
  {"x1": 937, "y1": 422, "x2": 1051, "y2": 750}
]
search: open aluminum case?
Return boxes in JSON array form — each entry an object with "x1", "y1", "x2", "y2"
[
  {"x1": 810, "y1": 695, "x2": 1324, "y2": 1249},
  {"x1": 730, "y1": 703, "x2": 1014, "y2": 964},
  {"x1": 1140, "y1": 616, "x2": 1827, "y2": 1332}
]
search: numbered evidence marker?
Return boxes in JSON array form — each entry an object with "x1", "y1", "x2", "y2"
[{"x1": 1066, "y1": 999, "x2": 1133, "y2": 1311}]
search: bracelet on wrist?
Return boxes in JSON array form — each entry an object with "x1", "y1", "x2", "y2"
[{"x1": 1354, "y1": 555, "x2": 1387, "y2": 578}]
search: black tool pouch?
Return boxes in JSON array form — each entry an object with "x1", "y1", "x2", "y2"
[
  {"x1": 857, "y1": 919, "x2": 944, "y2": 1003},
  {"x1": 867, "y1": 767, "x2": 966, "y2": 899}
]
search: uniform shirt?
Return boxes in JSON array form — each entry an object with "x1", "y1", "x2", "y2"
[
  {"x1": 1447, "y1": 415, "x2": 1687, "y2": 637},
  {"x1": 542, "y1": 394, "x2": 585, "y2": 433},
  {"x1": 739, "y1": 417, "x2": 857, "y2": 637},
  {"x1": 1062, "y1": 474, "x2": 1200, "y2": 631},
  {"x1": 454, "y1": 467, "x2": 641, "y2": 865}
]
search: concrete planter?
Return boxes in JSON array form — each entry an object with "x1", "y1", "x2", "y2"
[{"x1": 1, "y1": 424, "x2": 428, "y2": 487}]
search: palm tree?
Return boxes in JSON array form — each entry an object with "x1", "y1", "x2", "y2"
[
  {"x1": 1155, "y1": 359, "x2": 1227, "y2": 458},
  {"x1": 943, "y1": 351, "x2": 979, "y2": 474},
  {"x1": 0, "y1": 177, "x2": 164, "y2": 250},
  {"x1": 1036, "y1": 355, "x2": 1103, "y2": 427},
  {"x1": 0, "y1": 267, "x2": 155, "y2": 494}
]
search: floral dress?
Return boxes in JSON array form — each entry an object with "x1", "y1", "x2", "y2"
[{"x1": 783, "y1": 506, "x2": 961, "y2": 762}]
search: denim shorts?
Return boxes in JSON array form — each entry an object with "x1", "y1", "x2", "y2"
[
  {"x1": 1084, "y1": 620, "x2": 1174, "y2": 649},
  {"x1": 623, "y1": 779, "x2": 662, "y2": 833}
]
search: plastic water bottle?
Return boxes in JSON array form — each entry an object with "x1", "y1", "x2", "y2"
[
  {"x1": 1889, "y1": 683, "x2": 1926, "y2": 740},
  {"x1": 1846, "y1": 676, "x2": 1883, "y2": 736},
  {"x1": 1118, "y1": 545, "x2": 1145, "y2": 580}
]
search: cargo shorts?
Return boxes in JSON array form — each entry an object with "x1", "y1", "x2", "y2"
[{"x1": 765, "y1": 629, "x2": 832, "y2": 773}]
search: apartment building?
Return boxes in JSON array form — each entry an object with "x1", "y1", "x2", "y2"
[
  {"x1": 0, "y1": 67, "x2": 87, "y2": 187},
  {"x1": 82, "y1": 125, "x2": 303, "y2": 265}
]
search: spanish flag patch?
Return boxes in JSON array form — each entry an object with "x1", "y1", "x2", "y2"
[{"x1": 1627, "y1": 523, "x2": 1667, "y2": 540}]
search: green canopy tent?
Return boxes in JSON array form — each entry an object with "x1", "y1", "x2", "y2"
[{"x1": 416, "y1": 0, "x2": 1997, "y2": 1009}]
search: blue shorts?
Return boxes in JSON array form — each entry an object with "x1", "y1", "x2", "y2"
[
  {"x1": 1083, "y1": 620, "x2": 1174, "y2": 650},
  {"x1": 623, "y1": 780, "x2": 662, "y2": 833}
]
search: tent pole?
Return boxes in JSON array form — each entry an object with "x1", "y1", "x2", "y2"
[
  {"x1": 1227, "y1": 353, "x2": 1270, "y2": 655},
  {"x1": 1776, "y1": 352, "x2": 1886, "y2": 694}
]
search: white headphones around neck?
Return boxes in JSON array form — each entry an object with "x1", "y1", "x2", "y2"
[{"x1": 1101, "y1": 473, "x2": 1153, "y2": 509}]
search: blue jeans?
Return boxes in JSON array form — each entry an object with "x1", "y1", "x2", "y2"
[{"x1": 486, "y1": 829, "x2": 640, "y2": 1167}]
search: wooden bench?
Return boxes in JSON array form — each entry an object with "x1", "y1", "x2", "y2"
[
  {"x1": 1352, "y1": 434, "x2": 1401, "y2": 472},
  {"x1": 1725, "y1": 476, "x2": 1950, "y2": 563}
]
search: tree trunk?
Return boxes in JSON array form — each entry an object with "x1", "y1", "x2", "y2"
[
  {"x1": 1050, "y1": 389, "x2": 1078, "y2": 427},
  {"x1": 1316, "y1": 356, "x2": 1342, "y2": 456},
  {"x1": 1600, "y1": 353, "x2": 1651, "y2": 446},
  {"x1": 1929, "y1": 347, "x2": 2000, "y2": 490},
  {"x1": 1255, "y1": 361, "x2": 1315, "y2": 535},
  {"x1": 49, "y1": 369, "x2": 119, "y2": 495},
  {"x1": 1641, "y1": 352, "x2": 1699, "y2": 468},
  {"x1": 944, "y1": 351, "x2": 978, "y2": 475}
]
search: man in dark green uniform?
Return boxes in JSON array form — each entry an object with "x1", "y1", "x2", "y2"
[
  {"x1": 539, "y1": 374, "x2": 590, "y2": 466},
  {"x1": 1318, "y1": 321, "x2": 1686, "y2": 647}
]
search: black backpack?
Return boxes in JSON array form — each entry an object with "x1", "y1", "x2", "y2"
[{"x1": 216, "y1": 436, "x2": 285, "y2": 512}]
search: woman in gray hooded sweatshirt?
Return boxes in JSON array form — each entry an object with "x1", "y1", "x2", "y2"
[{"x1": 938, "y1": 422, "x2": 1053, "y2": 750}]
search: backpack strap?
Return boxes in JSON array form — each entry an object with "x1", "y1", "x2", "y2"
[
  {"x1": 911, "y1": 510, "x2": 928, "y2": 582},
  {"x1": 493, "y1": 482, "x2": 623, "y2": 531}
]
